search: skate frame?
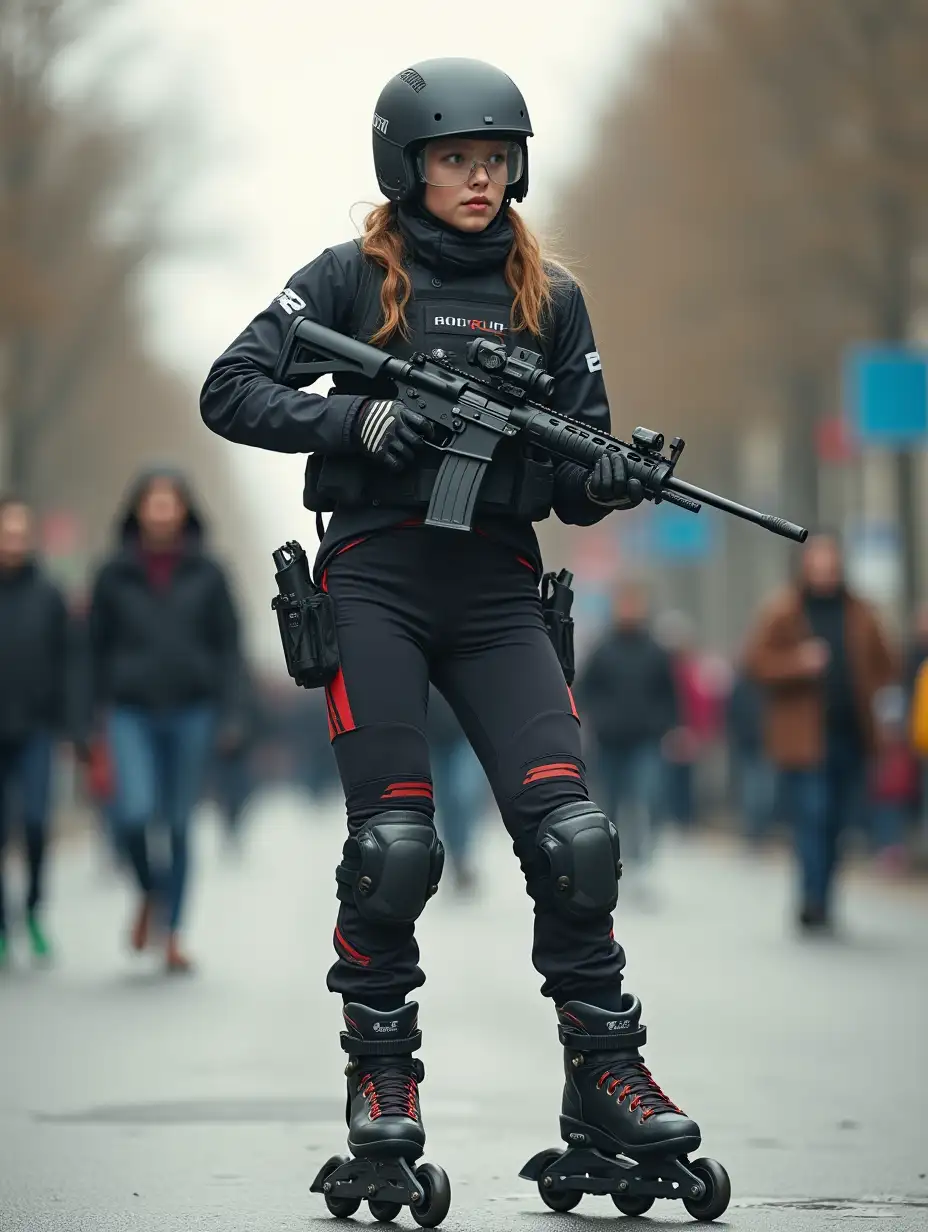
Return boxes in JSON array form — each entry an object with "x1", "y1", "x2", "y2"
[
  {"x1": 520, "y1": 1145, "x2": 707, "y2": 1201},
  {"x1": 311, "y1": 1155, "x2": 422, "y2": 1204}
]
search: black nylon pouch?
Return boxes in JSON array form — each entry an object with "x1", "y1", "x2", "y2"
[
  {"x1": 541, "y1": 567, "x2": 576, "y2": 686},
  {"x1": 271, "y1": 540, "x2": 340, "y2": 689}
]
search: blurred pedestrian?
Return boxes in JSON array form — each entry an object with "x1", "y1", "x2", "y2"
[
  {"x1": 288, "y1": 688, "x2": 340, "y2": 802},
  {"x1": 88, "y1": 469, "x2": 242, "y2": 972},
  {"x1": 869, "y1": 685, "x2": 918, "y2": 874},
  {"x1": 428, "y1": 688, "x2": 487, "y2": 894},
  {"x1": 907, "y1": 601, "x2": 928, "y2": 857},
  {"x1": 654, "y1": 610, "x2": 723, "y2": 830},
  {"x1": 574, "y1": 580, "x2": 678, "y2": 879},
  {"x1": 0, "y1": 497, "x2": 76, "y2": 965},
  {"x1": 725, "y1": 669, "x2": 776, "y2": 845},
  {"x1": 208, "y1": 664, "x2": 260, "y2": 848},
  {"x1": 745, "y1": 531, "x2": 896, "y2": 931}
]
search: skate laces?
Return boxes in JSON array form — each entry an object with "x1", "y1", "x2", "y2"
[
  {"x1": 596, "y1": 1060, "x2": 685, "y2": 1120},
  {"x1": 360, "y1": 1060, "x2": 419, "y2": 1122}
]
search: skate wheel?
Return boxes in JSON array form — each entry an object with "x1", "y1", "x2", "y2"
[
  {"x1": 319, "y1": 1154, "x2": 361, "y2": 1219},
  {"x1": 535, "y1": 1148, "x2": 582, "y2": 1213},
  {"x1": 410, "y1": 1161, "x2": 452, "y2": 1228},
  {"x1": 369, "y1": 1198, "x2": 403, "y2": 1222},
  {"x1": 682, "y1": 1158, "x2": 731, "y2": 1222},
  {"x1": 612, "y1": 1194, "x2": 655, "y2": 1216},
  {"x1": 324, "y1": 1192, "x2": 361, "y2": 1219}
]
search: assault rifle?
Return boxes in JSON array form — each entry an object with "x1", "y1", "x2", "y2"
[{"x1": 276, "y1": 319, "x2": 808, "y2": 543}]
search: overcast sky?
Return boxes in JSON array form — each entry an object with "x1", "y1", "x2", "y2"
[{"x1": 105, "y1": 0, "x2": 670, "y2": 656}]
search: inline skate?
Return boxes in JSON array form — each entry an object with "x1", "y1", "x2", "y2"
[
  {"x1": 311, "y1": 1002, "x2": 451, "y2": 1227},
  {"x1": 520, "y1": 995, "x2": 731, "y2": 1221}
]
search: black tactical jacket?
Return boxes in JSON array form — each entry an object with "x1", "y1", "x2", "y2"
[{"x1": 200, "y1": 203, "x2": 613, "y2": 576}]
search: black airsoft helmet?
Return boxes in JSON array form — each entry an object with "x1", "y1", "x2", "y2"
[{"x1": 372, "y1": 58, "x2": 533, "y2": 203}]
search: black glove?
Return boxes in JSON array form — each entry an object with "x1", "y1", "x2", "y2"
[
  {"x1": 356, "y1": 399, "x2": 433, "y2": 472},
  {"x1": 584, "y1": 451, "x2": 644, "y2": 508}
]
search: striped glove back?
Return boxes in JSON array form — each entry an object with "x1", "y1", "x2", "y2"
[{"x1": 357, "y1": 399, "x2": 433, "y2": 472}]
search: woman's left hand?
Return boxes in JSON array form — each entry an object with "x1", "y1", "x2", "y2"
[{"x1": 584, "y1": 452, "x2": 644, "y2": 508}]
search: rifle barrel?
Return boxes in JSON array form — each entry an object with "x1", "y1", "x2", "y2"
[{"x1": 666, "y1": 477, "x2": 808, "y2": 543}]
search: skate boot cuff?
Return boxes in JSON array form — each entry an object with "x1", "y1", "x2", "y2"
[
  {"x1": 558, "y1": 1023, "x2": 647, "y2": 1051},
  {"x1": 557, "y1": 996, "x2": 648, "y2": 1052},
  {"x1": 340, "y1": 1029, "x2": 422, "y2": 1057}
]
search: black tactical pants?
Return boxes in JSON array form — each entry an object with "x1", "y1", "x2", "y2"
[{"x1": 322, "y1": 525, "x2": 625, "y2": 1010}]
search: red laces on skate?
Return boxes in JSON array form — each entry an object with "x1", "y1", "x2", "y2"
[
  {"x1": 360, "y1": 1062, "x2": 420, "y2": 1121},
  {"x1": 596, "y1": 1062, "x2": 685, "y2": 1120}
]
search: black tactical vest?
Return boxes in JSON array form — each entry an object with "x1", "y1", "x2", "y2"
[{"x1": 301, "y1": 238, "x2": 556, "y2": 521}]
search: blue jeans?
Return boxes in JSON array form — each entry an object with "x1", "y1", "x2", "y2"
[
  {"x1": 211, "y1": 749, "x2": 254, "y2": 837},
  {"x1": 597, "y1": 742, "x2": 663, "y2": 867},
  {"x1": 782, "y1": 735, "x2": 863, "y2": 915},
  {"x1": 665, "y1": 760, "x2": 695, "y2": 828},
  {"x1": 107, "y1": 706, "x2": 216, "y2": 930},
  {"x1": 870, "y1": 803, "x2": 907, "y2": 852},
  {"x1": 0, "y1": 733, "x2": 55, "y2": 929},
  {"x1": 430, "y1": 738, "x2": 486, "y2": 867},
  {"x1": 735, "y1": 751, "x2": 777, "y2": 842}
]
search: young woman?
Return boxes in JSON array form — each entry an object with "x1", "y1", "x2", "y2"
[
  {"x1": 202, "y1": 58, "x2": 726, "y2": 1222},
  {"x1": 88, "y1": 470, "x2": 242, "y2": 972}
]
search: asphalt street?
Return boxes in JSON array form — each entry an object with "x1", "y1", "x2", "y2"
[{"x1": 1, "y1": 788, "x2": 926, "y2": 1231}]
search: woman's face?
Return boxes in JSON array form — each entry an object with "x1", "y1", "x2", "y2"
[
  {"x1": 137, "y1": 478, "x2": 187, "y2": 544},
  {"x1": 801, "y1": 534, "x2": 842, "y2": 594},
  {"x1": 420, "y1": 137, "x2": 512, "y2": 232}
]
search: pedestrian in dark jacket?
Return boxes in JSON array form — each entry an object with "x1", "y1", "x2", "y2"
[
  {"x1": 88, "y1": 468, "x2": 241, "y2": 971},
  {"x1": 574, "y1": 581, "x2": 678, "y2": 875},
  {"x1": 0, "y1": 497, "x2": 74, "y2": 965}
]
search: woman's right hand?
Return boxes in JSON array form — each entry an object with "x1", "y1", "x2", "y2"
[{"x1": 356, "y1": 398, "x2": 434, "y2": 471}]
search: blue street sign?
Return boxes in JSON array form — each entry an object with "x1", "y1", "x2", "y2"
[
  {"x1": 844, "y1": 345, "x2": 928, "y2": 445},
  {"x1": 619, "y1": 501, "x2": 717, "y2": 562}
]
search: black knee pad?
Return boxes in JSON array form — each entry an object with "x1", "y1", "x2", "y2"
[
  {"x1": 536, "y1": 801, "x2": 621, "y2": 920},
  {"x1": 336, "y1": 810, "x2": 444, "y2": 925}
]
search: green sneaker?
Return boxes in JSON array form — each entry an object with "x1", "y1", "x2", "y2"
[{"x1": 27, "y1": 914, "x2": 51, "y2": 960}]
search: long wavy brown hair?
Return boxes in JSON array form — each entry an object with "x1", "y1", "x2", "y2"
[{"x1": 360, "y1": 202, "x2": 570, "y2": 345}]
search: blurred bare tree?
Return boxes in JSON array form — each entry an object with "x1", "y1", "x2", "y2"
[
  {"x1": 0, "y1": 0, "x2": 255, "y2": 627},
  {"x1": 559, "y1": 0, "x2": 928, "y2": 622},
  {"x1": 0, "y1": 0, "x2": 196, "y2": 498}
]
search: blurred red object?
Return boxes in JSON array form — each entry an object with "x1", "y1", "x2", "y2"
[
  {"x1": 871, "y1": 740, "x2": 919, "y2": 805},
  {"x1": 40, "y1": 509, "x2": 81, "y2": 556},
  {"x1": 815, "y1": 414, "x2": 858, "y2": 463},
  {"x1": 86, "y1": 739, "x2": 114, "y2": 802},
  {"x1": 673, "y1": 654, "x2": 725, "y2": 755}
]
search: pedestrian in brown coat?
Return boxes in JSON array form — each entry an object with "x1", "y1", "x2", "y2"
[{"x1": 744, "y1": 532, "x2": 896, "y2": 930}]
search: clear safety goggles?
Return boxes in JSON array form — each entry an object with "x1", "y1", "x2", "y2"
[{"x1": 417, "y1": 139, "x2": 524, "y2": 187}]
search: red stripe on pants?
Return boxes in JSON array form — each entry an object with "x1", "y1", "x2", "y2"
[
  {"x1": 524, "y1": 767, "x2": 583, "y2": 784},
  {"x1": 326, "y1": 668, "x2": 355, "y2": 735},
  {"x1": 335, "y1": 926, "x2": 371, "y2": 967}
]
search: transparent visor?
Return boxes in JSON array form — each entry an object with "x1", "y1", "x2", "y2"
[{"x1": 417, "y1": 139, "x2": 524, "y2": 187}]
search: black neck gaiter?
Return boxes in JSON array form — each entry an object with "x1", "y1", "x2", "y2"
[{"x1": 395, "y1": 201, "x2": 514, "y2": 275}]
